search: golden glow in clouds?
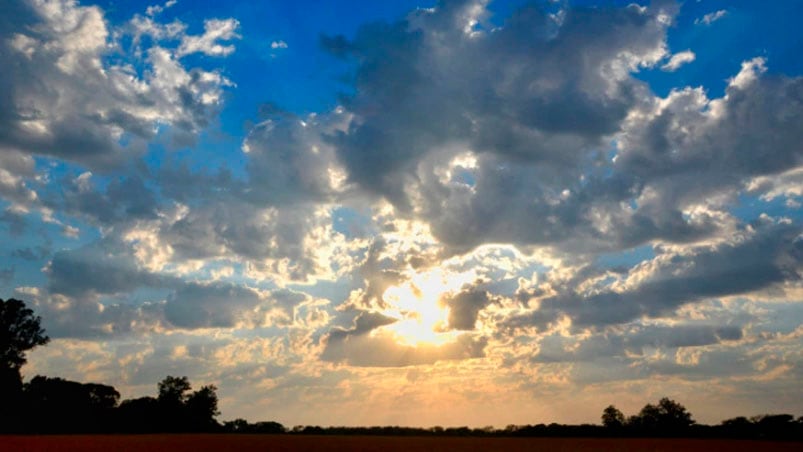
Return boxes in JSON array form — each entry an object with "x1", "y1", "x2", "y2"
[{"x1": 380, "y1": 268, "x2": 475, "y2": 346}]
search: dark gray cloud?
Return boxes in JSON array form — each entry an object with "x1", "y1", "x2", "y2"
[
  {"x1": 325, "y1": 1, "x2": 671, "y2": 210},
  {"x1": 46, "y1": 239, "x2": 173, "y2": 297},
  {"x1": 164, "y1": 281, "x2": 268, "y2": 329},
  {"x1": 326, "y1": 311, "x2": 398, "y2": 343},
  {"x1": 297, "y1": 2, "x2": 803, "y2": 260},
  {"x1": 242, "y1": 113, "x2": 347, "y2": 206},
  {"x1": 533, "y1": 324, "x2": 743, "y2": 364},
  {"x1": 615, "y1": 61, "x2": 803, "y2": 210},
  {"x1": 441, "y1": 283, "x2": 495, "y2": 331},
  {"x1": 156, "y1": 198, "x2": 328, "y2": 282},
  {"x1": 11, "y1": 245, "x2": 50, "y2": 261},
  {"x1": 310, "y1": 1, "x2": 679, "y2": 254},
  {"x1": 509, "y1": 219, "x2": 802, "y2": 331},
  {"x1": 51, "y1": 173, "x2": 159, "y2": 226},
  {"x1": 15, "y1": 286, "x2": 167, "y2": 339}
]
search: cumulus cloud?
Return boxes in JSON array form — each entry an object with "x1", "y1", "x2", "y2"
[
  {"x1": 531, "y1": 323, "x2": 743, "y2": 364},
  {"x1": 661, "y1": 49, "x2": 695, "y2": 71},
  {"x1": 0, "y1": 151, "x2": 38, "y2": 209},
  {"x1": 15, "y1": 285, "x2": 167, "y2": 339},
  {"x1": 52, "y1": 173, "x2": 159, "y2": 226},
  {"x1": 615, "y1": 57, "x2": 803, "y2": 211},
  {"x1": 241, "y1": 110, "x2": 351, "y2": 206},
  {"x1": 441, "y1": 284, "x2": 495, "y2": 331},
  {"x1": 510, "y1": 219, "x2": 802, "y2": 332},
  {"x1": 164, "y1": 282, "x2": 270, "y2": 329},
  {"x1": 46, "y1": 239, "x2": 175, "y2": 297},
  {"x1": 323, "y1": 1, "x2": 671, "y2": 212},
  {"x1": 176, "y1": 18, "x2": 240, "y2": 57},
  {"x1": 2, "y1": 0, "x2": 803, "y2": 423},
  {"x1": 0, "y1": 0, "x2": 235, "y2": 170},
  {"x1": 746, "y1": 167, "x2": 803, "y2": 207}
]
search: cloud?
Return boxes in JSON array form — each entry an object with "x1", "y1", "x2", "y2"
[
  {"x1": 531, "y1": 323, "x2": 743, "y2": 364},
  {"x1": 323, "y1": 1, "x2": 671, "y2": 210},
  {"x1": 46, "y1": 239, "x2": 174, "y2": 297},
  {"x1": 164, "y1": 282, "x2": 270, "y2": 329},
  {"x1": 322, "y1": 318, "x2": 486, "y2": 367},
  {"x1": 11, "y1": 245, "x2": 50, "y2": 261},
  {"x1": 146, "y1": 0, "x2": 177, "y2": 17},
  {"x1": 661, "y1": 50, "x2": 695, "y2": 71},
  {"x1": 695, "y1": 10, "x2": 727, "y2": 26},
  {"x1": 509, "y1": 219, "x2": 802, "y2": 332},
  {"x1": 746, "y1": 167, "x2": 803, "y2": 207},
  {"x1": 0, "y1": 267, "x2": 14, "y2": 285},
  {"x1": 241, "y1": 110, "x2": 351, "y2": 206},
  {"x1": 615, "y1": 57, "x2": 803, "y2": 212},
  {"x1": 15, "y1": 285, "x2": 167, "y2": 339},
  {"x1": 1, "y1": 0, "x2": 802, "y2": 425},
  {"x1": 0, "y1": 0, "x2": 235, "y2": 170},
  {"x1": 177, "y1": 18, "x2": 240, "y2": 57},
  {"x1": 52, "y1": 172, "x2": 159, "y2": 226},
  {"x1": 441, "y1": 284, "x2": 495, "y2": 331}
]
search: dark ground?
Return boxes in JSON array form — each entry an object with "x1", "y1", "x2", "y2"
[{"x1": 3, "y1": 435, "x2": 802, "y2": 452}]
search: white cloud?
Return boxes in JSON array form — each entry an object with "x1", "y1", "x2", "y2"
[
  {"x1": 177, "y1": 18, "x2": 240, "y2": 57},
  {"x1": 728, "y1": 57, "x2": 766, "y2": 90},
  {"x1": 270, "y1": 40, "x2": 287, "y2": 49},
  {"x1": 146, "y1": 0, "x2": 177, "y2": 17},
  {"x1": 661, "y1": 49, "x2": 695, "y2": 71},
  {"x1": 0, "y1": 0, "x2": 236, "y2": 170},
  {"x1": 695, "y1": 9, "x2": 727, "y2": 25}
]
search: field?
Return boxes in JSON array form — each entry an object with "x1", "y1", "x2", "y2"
[{"x1": 3, "y1": 435, "x2": 801, "y2": 452}]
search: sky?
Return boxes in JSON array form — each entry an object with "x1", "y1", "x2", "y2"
[{"x1": 1, "y1": 0, "x2": 802, "y2": 427}]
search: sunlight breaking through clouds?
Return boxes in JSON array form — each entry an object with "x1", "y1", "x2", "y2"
[{"x1": 1, "y1": 0, "x2": 802, "y2": 427}]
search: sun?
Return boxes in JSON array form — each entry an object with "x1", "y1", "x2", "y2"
[{"x1": 379, "y1": 269, "x2": 474, "y2": 346}]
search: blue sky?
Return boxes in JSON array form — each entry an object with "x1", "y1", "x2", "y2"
[{"x1": 1, "y1": 0, "x2": 802, "y2": 426}]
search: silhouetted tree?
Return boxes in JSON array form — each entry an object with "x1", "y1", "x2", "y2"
[
  {"x1": 224, "y1": 419, "x2": 285, "y2": 434},
  {"x1": 601, "y1": 405, "x2": 625, "y2": 428},
  {"x1": 84, "y1": 382, "x2": 121, "y2": 410},
  {"x1": 633, "y1": 402, "x2": 662, "y2": 429},
  {"x1": 23, "y1": 376, "x2": 120, "y2": 433},
  {"x1": 628, "y1": 397, "x2": 694, "y2": 434},
  {"x1": 0, "y1": 298, "x2": 49, "y2": 432},
  {"x1": 721, "y1": 416, "x2": 751, "y2": 427},
  {"x1": 224, "y1": 418, "x2": 251, "y2": 432},
  {"x1": 655, "y1": 397, "x2": 694, "y2": 429},
  {"x1": 156, "y1": 375, "x2": 193, "y2": 430},
  {"x1": 0, "y1": 298, "x2": 49, "y2": 370},
  {"x1": 186, "y1": 384, "x2": 220, "y2": 431},
  {"x1": 117, "y1": 396, "x2": 160, "y2": 432},
  {"x1": 158, "y1": 375, "x2": 192, "y2": 405},
  {"x1": 753, "y1": 414, "x2": 795, "y2": 438}
]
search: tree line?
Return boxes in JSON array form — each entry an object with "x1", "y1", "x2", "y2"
[
  {"x1": 2, "y1": 298, "x2": 219, "y2": 433},
  {"x1": 2, "y1": 298, "x2": 802, "y2": 438}
]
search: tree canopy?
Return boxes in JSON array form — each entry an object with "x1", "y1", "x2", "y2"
[
  {"x1": 601, "y1": 405, "x2": 625, "y2": 428},
  {"x1": 1, "y1": 298, "x2": 49, "y2": 370}
]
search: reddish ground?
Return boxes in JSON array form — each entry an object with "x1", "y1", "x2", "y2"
[{"x1": 2, "y1": 435, "x2": 801, "y2": 452}]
